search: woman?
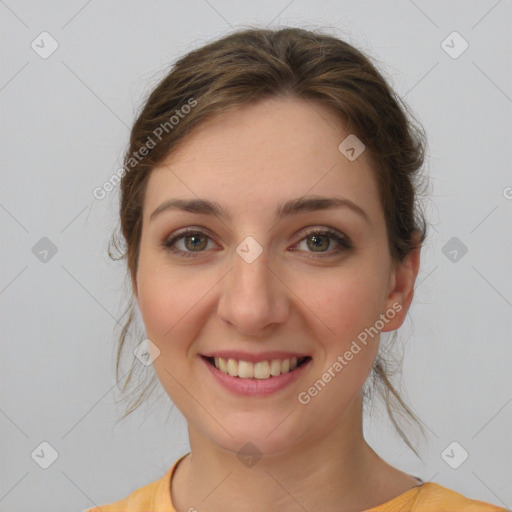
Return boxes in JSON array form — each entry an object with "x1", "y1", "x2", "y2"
[{"x1": 88, "y1": 27, "x2": 508, "y2": 512}]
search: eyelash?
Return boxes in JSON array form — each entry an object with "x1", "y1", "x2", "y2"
[{"x1": 161, "y1": 227, "x2": 352, "y2": 259}]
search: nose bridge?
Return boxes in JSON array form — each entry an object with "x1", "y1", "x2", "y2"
[{"x1": 217, "y1": 241, "x2": 288, "y2": 334}]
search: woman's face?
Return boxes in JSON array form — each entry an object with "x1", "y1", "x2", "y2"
[{"x1": 135, "y1": 97, "x2": 413, "y2": 455}]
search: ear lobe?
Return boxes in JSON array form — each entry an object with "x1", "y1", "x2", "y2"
[{"x1": 382, "y1": 246, "x2": 421, "y2": 332}]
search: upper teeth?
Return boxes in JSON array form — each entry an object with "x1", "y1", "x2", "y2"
[{"x1": 214, "y1": 357, "x2": 302, "y2": 379}]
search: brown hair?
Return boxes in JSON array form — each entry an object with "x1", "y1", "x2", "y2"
[{"x1": 109, "y1": 26, "x2": 428, "y2": 456}]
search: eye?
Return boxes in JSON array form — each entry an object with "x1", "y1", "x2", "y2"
[
  {"x1": 161, "y1": 226, "x2": 352, "y2": 259},
  {"x1": 162, "y1": 229, "x2": 216, "y2": 258},
  {"x1": 292, "y1": 228, "x2": 352, "y2": 257}
]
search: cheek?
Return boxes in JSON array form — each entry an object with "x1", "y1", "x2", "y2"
[
  {"x1": 135, "y1": 266, "x2": 213, "y2": 406},
  {"x1": 298, "y1": 267, "x2": 388, "y2": 341},
  {"x1": 135, "y1": 259, "x2": 212, "y2": 353},
  {"x1": 293, "y1": 267, "x2": 387, "y2": 394},
  {"x1": 294, "y1": 276, "x2": 383, "y2": 415}
]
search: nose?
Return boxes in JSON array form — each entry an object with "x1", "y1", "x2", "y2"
[{"x1": 216, "y1": 246, "x2": 290, "y2": 337}]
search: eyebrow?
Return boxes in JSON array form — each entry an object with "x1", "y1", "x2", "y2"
[{"x1": 149, "y1": 196, "x2": 371, "y2": 224}]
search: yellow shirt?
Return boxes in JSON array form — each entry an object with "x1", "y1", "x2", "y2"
[{"x1": 86, "y1": 454, "x2": 509, "y2": 512}]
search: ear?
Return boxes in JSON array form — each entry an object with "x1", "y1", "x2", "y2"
[{"x1": 381, "y1": 245, "x2": 421, "y2": 332}]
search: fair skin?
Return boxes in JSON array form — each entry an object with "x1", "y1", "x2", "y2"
[{"x1": 134, "y1": 96, "x2": 421, "y2": 512}]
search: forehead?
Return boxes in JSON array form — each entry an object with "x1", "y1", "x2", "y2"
[{"x1": 143, "y1": 97, "x2": 380, "y2": 221}]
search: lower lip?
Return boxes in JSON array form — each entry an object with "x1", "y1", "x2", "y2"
[{"x1": 202, "y1": 357, "x2": 311, "y2": 397}]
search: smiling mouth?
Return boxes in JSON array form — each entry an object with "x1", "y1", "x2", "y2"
[{"x1": 202, "y1": 355, "x2": 311, "y2": 380}]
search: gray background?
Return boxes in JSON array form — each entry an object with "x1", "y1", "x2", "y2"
[{"x1": 1, "y1": 1, "x2": 511, "y2": 511}]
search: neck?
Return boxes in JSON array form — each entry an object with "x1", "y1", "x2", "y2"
[{"x1": 172, "y1": 394, "x2": 395, "y2": 512}]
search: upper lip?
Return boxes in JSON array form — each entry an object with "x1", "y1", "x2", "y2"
[{"x1": 201, "y1": 351, "x2": 310, "y2": 363}]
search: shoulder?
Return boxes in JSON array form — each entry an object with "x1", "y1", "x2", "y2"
[
  {"x1": 83, "y1": 463, "x2": 177, "y2": 512},
  {"x1": 385, "y1": 482, "x2": 510, "y2": 512}
]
